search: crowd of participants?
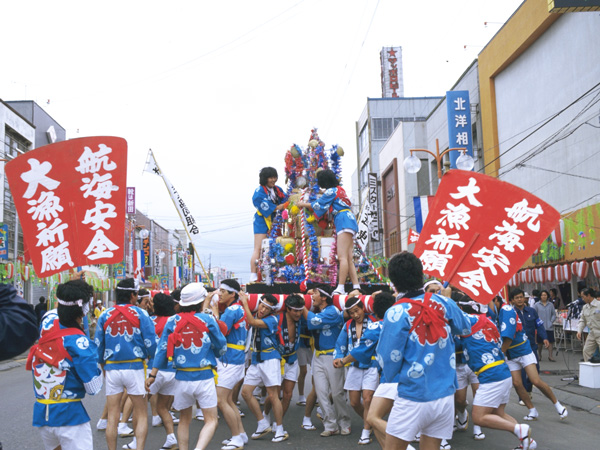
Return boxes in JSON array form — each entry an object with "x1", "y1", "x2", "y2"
[{"x1": 25, "y1": 251, "x2": 600, "y2": 450}]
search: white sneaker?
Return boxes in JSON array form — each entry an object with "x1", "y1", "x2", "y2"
[
  {"x1": 152, "y1": 415, "x2": 162, "y2": 427},
  {"x1": 118, "y1": 423, "x2": 134, "y2": 437},
  {"x1": 96, "y1": 418, "x2": 107, "y2": 431}
]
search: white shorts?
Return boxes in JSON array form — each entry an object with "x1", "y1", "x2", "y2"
[
  {"x1": 506, "y1": 352, "x2": 538, "y2": 372},
  {"x1": 337, "y1": 228, "x2": 357, "y2": 237},
  {"x1": 105, "y1": 369, "x2": 146, "y2": 396},
  {"x1": 244, "y1": 359, "x2": 282, "y2": 387},
  {"x1": 344, "y1": 366, "x2": 380, "y2": 392},
  {"x1": 173, "y1": 379, "x2": 217, "y2": 410},
  {"x1": 149, "y1": 371, "x2": 178, "y2": 396},
  {"x1": 216, "y1": 361, "x2": 245, "y2": 390},
  {"x1": 374, "y1": 382, "x2": 398, "y2": 400},
  {"x1": 456, "y1": 364, "x2": 479, "y2": 390},
  {"x1": 40, "y1": 421, "x2": 92, "y2": 450},
  {"x1": 283, "y1": 360, "x2": 300, "y2": 382},
  {"x1": 473, "y1": 377, "x2": 512, "y2": 408},
  {"x1": 386, "y1": 394, "x2": 454, "y2": 441},
  {"x1": 298, "y1": 346, "x2": 313, "y2": 366}
]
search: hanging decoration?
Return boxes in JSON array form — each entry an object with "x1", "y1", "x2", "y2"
[
  {"x1": 571, "y1": 260, "x2": 589, "y2": 279},
  {"x1": 592, "y1": 260, "x2": 600, "y2": 279}
]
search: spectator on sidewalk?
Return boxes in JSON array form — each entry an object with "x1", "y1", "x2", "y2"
[
  {"x1": 534, "y1": 290, "x2": 557, "y2": 361},
  {"x1": 34, "y1": 296, "x2": 47, "y2": 325},
  {"x1": 577, "y1": 288, "x2": 600, "y2": 362},
  {"x1": 549, "y1": 288, "x2": 561, "y2": 310}
]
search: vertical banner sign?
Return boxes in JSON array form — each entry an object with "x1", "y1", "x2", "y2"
[
  {"x1": 5, "y1": 137, "x2": 127, "y2": 277},
  {"x1": 143, "y1": 237, "x2": 150, "y2": 267},
  {"x1": 356, "y1": 203, "x2": 371, "y2": 252},
  {"x1": 144, "y1": 150, "x2": 201, "y2": 246},
  {"x1": 154, "y1": 251, "x2": 160, "y2": 276},
  {"x1": 126, "y1": 187, "x2": 135, "y2": 214},
  {"x1": 413, "y1": 171, "x2": 560, "y2": 305},
  {"x1": 446, "y1": 90, "x2": 473, "y2": 169},
  {"x1": 380, "y1": 47, "x2": 403, "y2": 98},
  {"x1": 368, "y1": 173, "x2": 380, "y2": 242},
  {"x1": 0, "y1": 224, "x2": 8, "y2": 260}
]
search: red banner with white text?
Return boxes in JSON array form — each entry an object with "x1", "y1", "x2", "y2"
[
  {"x1": 5, "y1": 137, "x2": 127, "y2": 277},
  {"x1": 413, "y1": 171, "x2": 559, "y2": 304}
]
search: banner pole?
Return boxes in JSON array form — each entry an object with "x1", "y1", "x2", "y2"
[{"x1": 146, "y1": 150, "x2": 210, "y2": 281}]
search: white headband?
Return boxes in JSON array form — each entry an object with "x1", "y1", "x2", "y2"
[
  {"x1": 317, "y1": 288, "x2": 332, "y2": 299},
  {"x1": 259, "y1": 298, "x2": 277, "y2": 310},
  {"x1": 343, "y1": 297, "x2": 363, "y2": 311},
  {"x1": 220, "y1": 283, "x2": 238, "y2": 293},
  {"x1": 138, "y1": 294, "x2": 150, "y2": 299},
  {"x1": 287, "y1": 305, "x2": 305, "y2": 311},
  {"x1": 57, "y1": 298, "x2": 84, "y2": 307},
  {"x1": 423, "y1": 280, "x2": 441, "y2": 289},
  {"x1": 116, "y1": 286, "x2": 138, "y2": 291}
]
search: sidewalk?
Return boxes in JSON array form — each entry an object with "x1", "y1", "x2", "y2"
[
  {"x1": 535, "y1": 347, "x2": 600, "y2": 415},
  {"x1": 0, "y1": 351, "x2": 29, "y2": 372}
]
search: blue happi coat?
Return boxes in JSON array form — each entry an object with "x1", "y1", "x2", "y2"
[
  {"x1": 153, "y1": 312, "x2": 227, "y2": 381},
  {"x1": 377, "y1": 292, "x2": 471, "y2": 402}
]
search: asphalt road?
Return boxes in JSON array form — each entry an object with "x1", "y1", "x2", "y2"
[{"x1": 1, "y1": 362, "x2": 598, "y2": 450}]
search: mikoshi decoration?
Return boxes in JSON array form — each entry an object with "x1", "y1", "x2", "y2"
[
  {"x1": 4, "y1": 137, "x2": 128, "y2": 278},
  {"x1": 414, "y1": 171, "x2": 560, "y2": 305},
  {"x1": 256, "y1": 129, "x2": 387, "y2": 288}
]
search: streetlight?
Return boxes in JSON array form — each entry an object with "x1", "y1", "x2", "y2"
[{"x1": 404, "y1": 139, "x2": 474, "y2": 179}]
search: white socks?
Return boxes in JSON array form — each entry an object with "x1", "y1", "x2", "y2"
[
  {"x1": 361, "y1": 429, "x2": 371, "y2": 439},
  {"x1": 353, "y1": 284, "x2": 361, "y2": 290},
  {"x1": 514, "y1": 424, "x2": 530, "y2": 439},
  {"x1": 249, "y1": 273, "x2": 258, "y2": 282},
  {"x1": 554, "y1": 401, "x2": 564, "y2": 412},
  {"x1": 230, "y1": 435, "x2": 244, "y2": 446}
]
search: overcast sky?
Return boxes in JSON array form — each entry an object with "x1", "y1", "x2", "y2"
[{"x1": 1, "y1": 0, "x2": 523, "y2": 282}]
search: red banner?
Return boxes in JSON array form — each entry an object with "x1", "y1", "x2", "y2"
[
  {"x1": 407, "y1": 228, "x2": 420, "y2": 247},
  {"x1": 5, "y1": 137, "x2": 127, "y2": 277},
  {"x1": 413, "y1": 171, "x2": 559, "y2": 305}
]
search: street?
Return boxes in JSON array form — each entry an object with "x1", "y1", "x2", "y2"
[{"x1": 1, "y1": 351, "x2": 599, "y2": 450}]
